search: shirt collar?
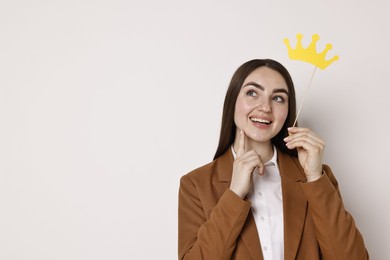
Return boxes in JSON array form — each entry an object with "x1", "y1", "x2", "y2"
[{"x1": 231, "y1": 145, "x2": 278, "y2": 167}]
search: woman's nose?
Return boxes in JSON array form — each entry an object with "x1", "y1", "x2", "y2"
[{"x1": 256, "y1": 100, "x2": 272, "y2": 112}]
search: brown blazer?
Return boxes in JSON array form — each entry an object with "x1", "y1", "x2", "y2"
[{"x1": 178, "y1": 149, "x2": 369, "y2": 259}]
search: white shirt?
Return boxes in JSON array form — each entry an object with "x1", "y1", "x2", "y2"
[{"x1": 231, "y1": 146, "x2": 284, "y2": 260}]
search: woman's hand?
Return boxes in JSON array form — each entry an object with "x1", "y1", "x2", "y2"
[
  {"x1": 230, "y1": 130, "x2": 264, "y2": 199},
  {"x1": 284, "y1": 127, "x2": 325, "y2": 182}
]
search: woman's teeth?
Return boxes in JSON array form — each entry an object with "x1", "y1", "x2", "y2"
[{"x1": 250, "y1": 117, "x2": 271, "y2": 125}]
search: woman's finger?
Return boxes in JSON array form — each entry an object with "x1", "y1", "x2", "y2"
[
  {"x1": 288, "y1": 127, "x2": 324, "y2": 144},
  {"x1": 236, "y1": 129, "x2": 245, "y2": 158},
  {"x1": 285, "y1": 135, "x2": 324, "y2": 149},
  {"x1": 285, "y1": 128, "x2": 325, "y2": 147},
  {"x1": 239, "y1": 151, "x2": 265, "y2": 175}
]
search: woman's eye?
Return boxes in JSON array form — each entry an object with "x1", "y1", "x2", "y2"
[
  {"x1": 273, "y1": 96, "x2": 285, "y2": 103},
  {"x1": 246, "y1": 90, "x2": 257, "y2": 97}
]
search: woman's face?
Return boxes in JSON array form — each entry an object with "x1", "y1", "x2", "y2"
[{"x1": 234, "y1": 66, "x2": 289, "y2": 144}]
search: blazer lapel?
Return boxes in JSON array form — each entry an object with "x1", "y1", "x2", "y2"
[
  {"x1": 240, "y1": 213, "x2": 264, "y2": 259},
  {"x1": 215, "y1": 149, "x2": 263, "y2": 259},
  {"x1": 214, "y1": 149, "x2": 233, "y2": 197},
  {"x1": 278, "y1": 151, "x2": 308, "y2": 260}
]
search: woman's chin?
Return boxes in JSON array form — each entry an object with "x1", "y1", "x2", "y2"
[{"x1": 246, "y1": 134, "x2": 273, "y2": 144}]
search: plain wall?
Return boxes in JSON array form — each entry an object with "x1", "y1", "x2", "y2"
[{"x1": 1, "y1": 0, "x2": 389, "y2": 259}]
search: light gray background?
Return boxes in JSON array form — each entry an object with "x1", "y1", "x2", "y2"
[{"x1": 1, "y1": 0, "x2": 389, "y2": 259}]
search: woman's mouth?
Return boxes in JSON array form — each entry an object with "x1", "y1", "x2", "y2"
[{"x1": 250, "y1": 117, "x2": 272, "y2": 125}]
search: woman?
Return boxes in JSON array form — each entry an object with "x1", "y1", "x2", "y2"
[{"x1": 178, "y1": 59, "x2": 369, "y2": 259}]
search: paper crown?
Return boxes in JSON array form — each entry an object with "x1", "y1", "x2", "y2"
[{"x1": 284, "y1": 34, "x2": 339, "y2": 69}]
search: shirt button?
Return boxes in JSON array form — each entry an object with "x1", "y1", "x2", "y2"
[
  {"x1": 257, "y1": 192, "x2": 262, "y2": 197},
  {"x1": 263, "y1": 246, "x2": 268, "y2": 251},
  {"x1": 260, "y1": 216, "x2": 265, "y2": 221}
]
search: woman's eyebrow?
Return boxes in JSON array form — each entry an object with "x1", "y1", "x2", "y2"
[
  {"x1": 243, "y1": 82, "x2": 264, "y2": 90},
  {"x1": 243, "y1": 82, "x2": 289, "y2": 95},
  {"x1": 273, "y1": 88, "x2": 289, "y2": 95}
]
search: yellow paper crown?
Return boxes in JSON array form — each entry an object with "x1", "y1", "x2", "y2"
[{"x1": 284, "y1": 34, "x2": 339, "y2": 69}]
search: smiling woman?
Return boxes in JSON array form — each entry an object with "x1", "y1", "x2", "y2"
[
  {"x1": 214, "y1": 60, "x2": 298, "y2": 161},
  {"x1": 178, "y1": 59, "x2": 369, "y2": 260},
  {"x1": 234, "y1": 67, "x2": 290, "y2": 150}
]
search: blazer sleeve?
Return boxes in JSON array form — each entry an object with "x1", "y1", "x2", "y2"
[
  {"x1": 300, "y1": 165, "x2": 369, "y2": 259},
  {"x1": 178, "y1": 174, "x2": 251, "y2": 260}
]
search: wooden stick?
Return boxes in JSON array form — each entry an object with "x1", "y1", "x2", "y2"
[{"x1": 292, "y1": 66, "x2": 318, "y2": 128}]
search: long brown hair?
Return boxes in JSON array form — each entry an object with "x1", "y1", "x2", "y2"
[{"x1": 213, "y1": 59, "x2": 297, "y2": 160}]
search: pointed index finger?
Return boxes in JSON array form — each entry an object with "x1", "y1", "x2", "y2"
[{"x1": 237, "y1": 129, "x2": 245, "y2": 157}]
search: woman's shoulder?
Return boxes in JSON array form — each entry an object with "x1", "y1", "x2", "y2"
[
  {"x1": 180, "y1": 149, "x2": 233, "y2": 185},
  {"x1": 181, "y1": 157, "x2": 219, "y2": 183}
]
